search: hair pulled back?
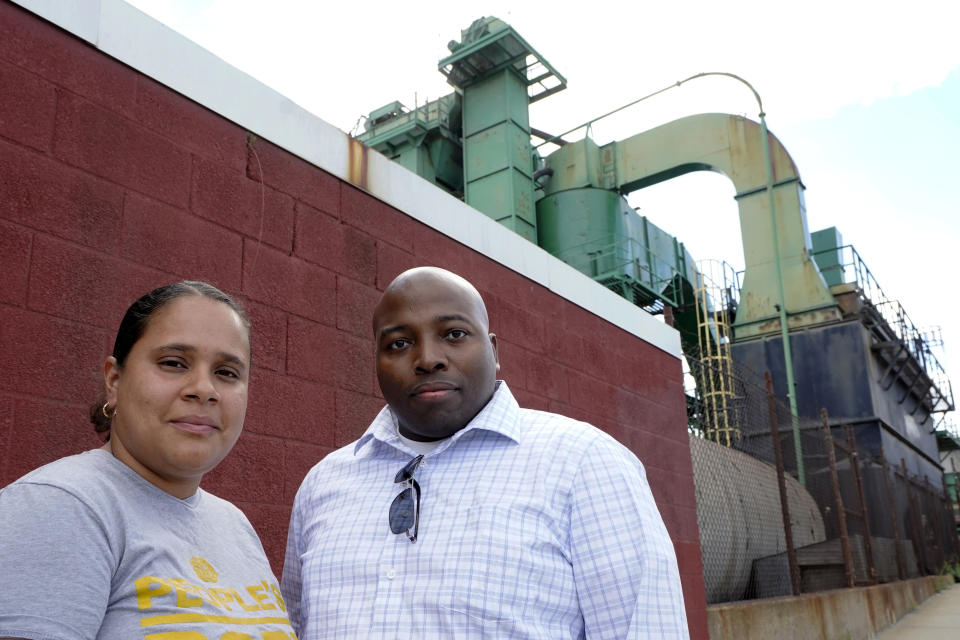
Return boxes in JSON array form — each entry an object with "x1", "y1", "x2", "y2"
[{"x1": 90, "y1": 281, "x2": 249, "y2": 439}]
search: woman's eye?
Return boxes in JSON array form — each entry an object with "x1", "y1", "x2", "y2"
[
  {"x1": 216, "y1": 368, "x2": 239, "y2": 380},
  {"x1": 159, "y1": 359, "x2": 186, "y2": 369}
]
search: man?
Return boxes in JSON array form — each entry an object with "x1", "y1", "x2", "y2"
[{"x1": 282, "y1": 267, "x2": 689, "y2": 639}]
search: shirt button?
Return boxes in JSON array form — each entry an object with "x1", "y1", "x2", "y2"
[{"x1": 386, "y1": 568, "x2": 396, "y2": 579}]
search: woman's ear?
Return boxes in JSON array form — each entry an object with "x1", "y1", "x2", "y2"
[{"x1": 103, "y1": 356, "x2": 121, "y2": 406}]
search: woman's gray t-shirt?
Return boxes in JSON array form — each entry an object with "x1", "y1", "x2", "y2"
[{"x1": 0, "y1": 449, "x2": 295, "y2": 639}]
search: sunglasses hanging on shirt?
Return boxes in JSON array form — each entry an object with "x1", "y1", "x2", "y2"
[{"x1": 389, "y1": 454, "x2": 424, "y2": 543}]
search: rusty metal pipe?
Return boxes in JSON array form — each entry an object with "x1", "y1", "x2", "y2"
[
  {"x1": 880, "y1": 446, "x2": 907, "y2": 580},
  {"x1": 944, "y1": 475, "x2": 960, "y2": 559},
  {"x1": 925, "y1": 477, "x2": 946, "y2": 570},
  {"x1": 902, "y1": 459, "x2": 927, "y2": 576},
  {"x1": 822, "y1": 409, "x2": 855, "y2": 587},
  {"x1": 846, "y1": 425, "x2": 877, "y2": 584},
  {"x1": 766, "y1": 372, "x2": 801, "y2": 595}
]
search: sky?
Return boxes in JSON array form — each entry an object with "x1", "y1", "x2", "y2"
[{"x1": 126, "y1": 0, "x2": 960, "y2": 430}]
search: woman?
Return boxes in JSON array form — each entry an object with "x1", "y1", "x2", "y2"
[{"x1": 0, "y1": 281, "x2": 296, "y2": 639}]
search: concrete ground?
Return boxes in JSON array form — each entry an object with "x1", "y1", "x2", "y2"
[{"x1": 876, "y1": 583, "x2": 960, "y2": 639}]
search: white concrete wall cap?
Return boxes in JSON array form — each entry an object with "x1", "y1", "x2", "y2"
[{"x1": 14, "y1": 0, "x2": 681, "y2": 359}]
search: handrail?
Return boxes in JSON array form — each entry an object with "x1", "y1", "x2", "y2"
[
  {"x1": 552, "y1": 234, "x2": 684, "y2": 306},
  {"x1": 810, "y1": 244, "x2": 955, "y2": 413}
]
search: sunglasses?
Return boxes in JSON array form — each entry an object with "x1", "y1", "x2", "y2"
[{"x1": 389, "y1": 454, "x2": 424, "y2": 543}]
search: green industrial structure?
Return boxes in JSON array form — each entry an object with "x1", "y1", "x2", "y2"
[{"x1": 358, "y1": 17, "x2": 955, "y2": 491}]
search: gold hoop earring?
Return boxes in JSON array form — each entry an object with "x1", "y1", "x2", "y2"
[{"x1": 102, "y1": 403, "x2": 117, "y2": 420}]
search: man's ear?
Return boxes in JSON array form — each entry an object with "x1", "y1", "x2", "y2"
[
  {"x1": 103, "y1": 356, "x2": 121, "y2": 406},
  {"x1": 489, "y1": 333, "x2": 500, "y2": 374}
]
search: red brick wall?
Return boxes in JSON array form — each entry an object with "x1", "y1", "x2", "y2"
[{"x1": 0, "y1": 2, "x2": 707, "y2": 636}]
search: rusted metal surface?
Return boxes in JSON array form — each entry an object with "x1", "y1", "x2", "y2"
[
  {"x1": 955, "y1": 474, "x2": 960, "y2": 554},
  {"x1": 845, "y1": 424, "x2": 877, "y2": 584},
  {"x1": 879, "y1": 447, "x2": 907, "y2": 580},
  {"x1": 347, "y1": 136, "x2": 369, "y2": 192},
  {"x1": 765, "y1": 372, "x2": 800, "y2": 595},
  {"x1": 828, "y1": 424, "x2": 875, "y2": 584},
  {"x1": 663, "y1": 304, "x2": 674, "y2": 328},
  {"x1": 822, "y1": 409, "x2": 855, "y2": 588},
  {"x1": 901, "y1": 459, "x2": 927, "y2": 576},
  {"x1": 924, "y1": 477, "x2": 946, "y2": 569},
  {"x1": 943, "y1": 475, "x2": 960, "y2": 558}
]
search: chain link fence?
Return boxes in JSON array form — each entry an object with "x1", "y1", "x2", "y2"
[{"x1": 686, "y1": 348, "x2": 960, "y2": 604}]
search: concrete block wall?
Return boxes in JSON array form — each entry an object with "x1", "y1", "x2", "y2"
[{"x1": 0, "y1": 2, "x2": 707, "y2": 636}]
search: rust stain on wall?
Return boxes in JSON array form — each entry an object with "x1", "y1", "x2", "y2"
[{"x1": 347, "y1": 137, "x2": 369, "y2": 191}]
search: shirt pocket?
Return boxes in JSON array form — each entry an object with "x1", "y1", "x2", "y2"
[{"x1": 441, "y1": 501, "x2": 572, "y2": 631}]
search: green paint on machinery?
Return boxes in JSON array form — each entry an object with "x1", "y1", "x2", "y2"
[
  {"x1": 358, "y1": 17, "x2": 703, "y2": 329},
  {"x1": 810, "y1": 227, "x2": 845, "y2": 287},
  {"x1": 358, "y1": 15, "x2": 841, "y2": 344},
  {"x1": 360, "y1": 95, "x2": 463, "y2": 194},
  {"x1": 357, "y1": 16, "x2": 956, "y2": 500},
  {"x1": 538, "y1": 187, "x2": 696, "y2": 311},
  {"x1": 439, "y1": 16, "x2": 566, "y2": 242}
]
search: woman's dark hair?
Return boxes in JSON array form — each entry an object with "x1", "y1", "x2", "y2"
[{"x1": 91, "y1": 281, "x2": 250, "y2": 439}]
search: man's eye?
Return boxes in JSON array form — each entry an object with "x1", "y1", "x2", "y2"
[
  {"x1": 159, "y1": 359, "x2": 186, "y2": 369},
  {"x1": 446, "y1": 329, "x2": 467, "y2": 340},
  {"x1": 216, "y1": 368, "x2": 240, "y2": 380},
  {"x1": 387, "y1": 338, "x2": 410, "y2": 351}
]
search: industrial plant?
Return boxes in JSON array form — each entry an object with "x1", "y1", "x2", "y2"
[
  {"x1": 356, "y1": 15, "x2": 959, "y2": 605},
  {"x1": 2, "y1": 3, "x2": 957, "y2": 637}
]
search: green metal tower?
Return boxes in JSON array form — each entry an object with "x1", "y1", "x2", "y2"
[{"x1": 438, "y1": 17, "x2": 565, "y2": 242}]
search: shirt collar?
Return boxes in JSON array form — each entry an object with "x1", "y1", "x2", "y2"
[{"x1": 354, "y1": 381, "x2": 523, "y2": 456}]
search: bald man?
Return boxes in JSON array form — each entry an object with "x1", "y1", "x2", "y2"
[{"x1": 282, "y1": 267, "x2": 689, "y2": 639}]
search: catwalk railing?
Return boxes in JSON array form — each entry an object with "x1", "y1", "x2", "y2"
[
  {"x1": 686, "y1": 350, "x2": 959, "y2": 604},
  {"x1": 810, "y1": 244, "x2": 955, "y2": 418}
]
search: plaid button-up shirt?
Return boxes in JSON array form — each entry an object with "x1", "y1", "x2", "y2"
[{"x1": 282, "y1": 382, "x2": 688, "y2": 639}]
